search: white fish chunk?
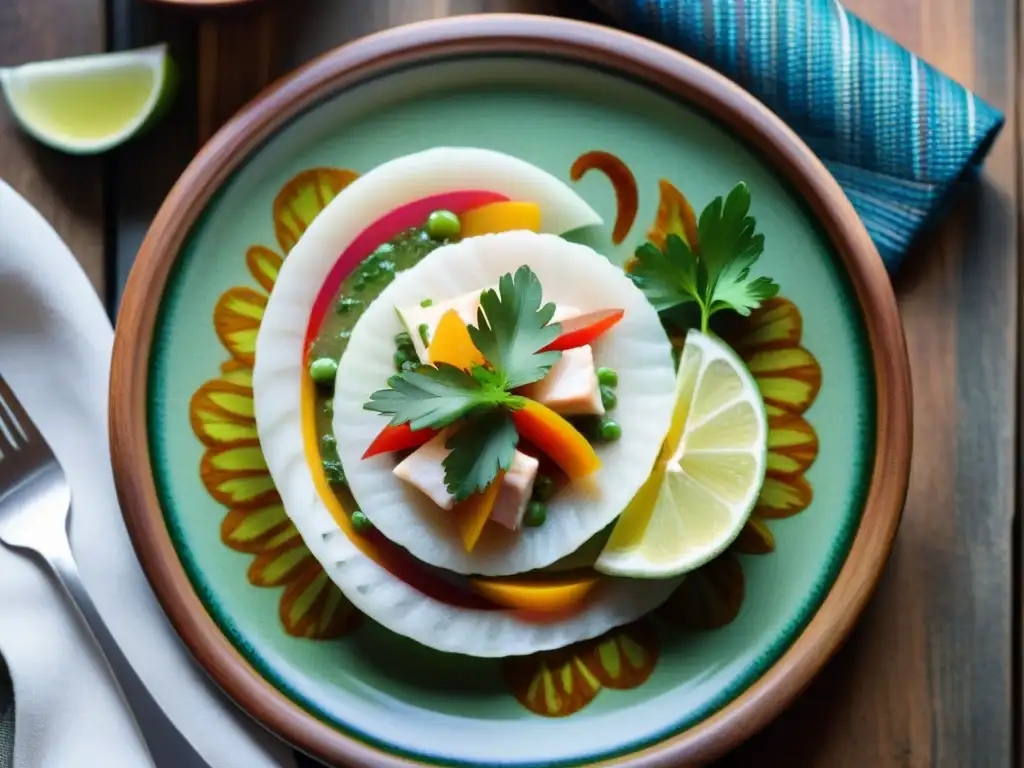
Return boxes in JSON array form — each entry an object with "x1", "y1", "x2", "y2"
[
  {"x1": 394, "y1": 433, "x2": 539, "y2": 526},
  {"x1": 489, "y1": 451, "x2": 540, "y2": 531},
  {"x1": 396, "y1": 289, "x2": 483, "y2": 362},
  {"x1": 521, "y1": 346, "x2": 605, "y2": 416},
  {"x1": 392, "y1": 432, "x2": 454, "y2": 510}
]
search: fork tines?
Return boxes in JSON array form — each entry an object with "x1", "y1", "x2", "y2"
[{"x1": 0, "y1": 375, "x2": 36, "y2": 456}]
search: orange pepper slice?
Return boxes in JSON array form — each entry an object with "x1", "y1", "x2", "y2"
[
  {"x1": 453, "y1": 473, "x2": 504, "y2": 552},
  {"x1": 427, "y1": 309, "x2": 485, "y2": 370},
  {"x1": 511, "y1": 400, "x2": 601, "y2": 479},
  {"x1": 468, "y1": 573, "x2": 599, "y2": 613},
  {"x1": 461, "y1": 201, "x2": 541, "y2": 238}
]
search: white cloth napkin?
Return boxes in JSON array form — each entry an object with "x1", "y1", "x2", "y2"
[{"x1": 0, "y1": 180, "x2": 296, "y2": 768}]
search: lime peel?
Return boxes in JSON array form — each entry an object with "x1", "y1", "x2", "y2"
[
  {"x1": 595, "y1": 330, "x2": 768, "y2": 579},
  {"x1": 0, "y1": 44, "x2": 176, "y2": 155}
]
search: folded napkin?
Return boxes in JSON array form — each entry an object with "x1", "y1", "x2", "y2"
[
  {"x1": 0, "y1": 181, "x2": 295, "y2": 768},
  {"x1": 589, "y1": 0, "x2": 1004, "y2": 271}
]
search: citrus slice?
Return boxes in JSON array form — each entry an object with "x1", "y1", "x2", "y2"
[
  {"x1": 0, "y1": 44, "x2": 175, "y2": 155},
  {"x1": 595, "y1": 330, "x2": 768, "y2": 578}
]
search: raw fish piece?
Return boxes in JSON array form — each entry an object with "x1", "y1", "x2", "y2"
[
  {"x1": 392, "y1": 432, "x2": 454, "y2": 510},
  {"x1": 521, "y1": 346, "x2": 604, "y2": 416},
  {"x1": 490, "y1": 452, "x2": 539, "y2": 531}
]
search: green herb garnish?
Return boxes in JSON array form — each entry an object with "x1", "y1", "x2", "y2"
[
  {"x1": 418, "y1": 323, "x2": 430, "y2": 346},
  {"x1": 630, "y1": 182, "x2": 779, "y2": 332},
  {"x1": 320, "y1": 434, "x2": 346, "y2": 485},
  {"x1": 364, "y1": 364, "x2": 514, "y2": 431},
  {"x1": 364, "y1": 265, "x2": 562, "y2": 499},
  {"x1": 442, "y1": 410, "x2": 519, "y2": 500},
  {"x1": 468, "y1": 265, "x2": 562, "y2": 389}
]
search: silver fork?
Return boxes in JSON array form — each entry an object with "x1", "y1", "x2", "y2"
[{"x1": 0, "y1": 374, "x2": 209, "y2": 767}]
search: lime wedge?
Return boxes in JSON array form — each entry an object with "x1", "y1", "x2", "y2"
[
  {"x1": 0, "y1": 44, "x2": 175, "y2": 155},
  {"x1": 595, "y1": 330, "x2": 768, "y2": 578}
]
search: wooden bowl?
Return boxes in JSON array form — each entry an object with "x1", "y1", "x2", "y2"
[{"x1": 110, "y1": 14, "x2": 911, "y2": 767}]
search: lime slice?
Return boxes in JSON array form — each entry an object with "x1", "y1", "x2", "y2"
[
  {"x1": 595, "y1": 330, "x2": 768, "y2": 578},
  {"x1": 0, "y1": 44, "x2": 175, "y2": 155}
]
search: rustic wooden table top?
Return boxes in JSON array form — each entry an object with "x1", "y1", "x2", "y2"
[{"x1": 0, "y1": 0, "x2": 1018, "y2": 765}]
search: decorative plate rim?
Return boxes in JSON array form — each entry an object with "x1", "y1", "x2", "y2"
[{"x1": 109, "y1": 14, "x2": 912, "y2": 768}]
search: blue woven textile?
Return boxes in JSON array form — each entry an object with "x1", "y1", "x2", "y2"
[{"x1": 590, "y1": 0, "x2": 1004, "y2": 271}]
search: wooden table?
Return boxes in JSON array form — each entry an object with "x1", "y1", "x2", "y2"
[{"x1": 1, "y1": 0, "x2": 1018, "y2": 765}]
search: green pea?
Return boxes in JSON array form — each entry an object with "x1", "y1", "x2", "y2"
[
  {"x1": 351, "y1": 509, "x2": 373, "y2": 533},
  {"x1": 532, "y1": 474, "x2": 556, "y2": 502},
  {"x1": 600, "y1": 385, "x2": 618, "y2": 411},
  {"x1": 336, "y1": 296, "x2": 362, "y2": 314},
  {"x1": 322, "y1": 459, "x2": 346, "y2": 485},
  {"x1": 394, "y1": 348, "x2": 413, "y2": 370},
  {"x1": 598, "y1": 418, "x2": 622, "y2": 442},
  {"x1": 418, "y1": 323, "x2": 431, "y2": 346},
  {"x1": 425, "y1": 210, "x2": 461, "y2": 241},
  {"x1": 524, "y1": 500, "x2": 547, "y2": 527},
  {"x1": 395, "y1": 331, "x2": 413, "y2": 347},
  {"x1": 420, "y1": 298, "x2": 433, "y2": 308},
  {"x1": 308, "y1": 357, "x2": 338, "y2": 385},
  {"x1": 597, "y1": 367, "x2": 618, "y2": 387}
]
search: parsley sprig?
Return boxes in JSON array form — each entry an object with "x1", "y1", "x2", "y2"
[
  {"x1": 630, "y1": 182, "x2": 779, "y2": 332},
  {"x1": 364, "y1": 265, "x2": 560, "y2": 500},
  {"x1": 469, "y1": 267, "x2": 562, "y2": 389},
  {"x1": 442, "y1": 410, "x2": 520, "y2": 500},
  {"x1": 364, "y1": 364, "x2": 515, "y2": 431}
]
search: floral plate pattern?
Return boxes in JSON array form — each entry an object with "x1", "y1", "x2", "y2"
[
  {"x1": 126, "y1": 41, "x2": 898, "y2": 768},
  {"x1": 188, "y1": 157, "x2": 823, "y2": 717}
]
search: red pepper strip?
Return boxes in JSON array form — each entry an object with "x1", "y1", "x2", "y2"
[
  {"x1": 542, "y1": 309, "x2": 625, "y2": 352},
  {"x1": 362, "y1": 423, "x2": 439, "y2": 459}
]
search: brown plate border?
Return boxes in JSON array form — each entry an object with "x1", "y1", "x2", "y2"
[{"x1": 109, "y1": 14, "x2": 913, "y2": 767}]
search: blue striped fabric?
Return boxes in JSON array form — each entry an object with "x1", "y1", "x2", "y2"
[{"x1": 589, "y1": 0, "x2": 1004, "y2": 271}]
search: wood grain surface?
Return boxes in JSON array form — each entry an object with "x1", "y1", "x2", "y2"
[
  {"x1": 0, "y1": 0, "x2": 106, "y2": 294},
  {"x1": 722, "y1": 1, "x2": 1019, "y2": 764}
]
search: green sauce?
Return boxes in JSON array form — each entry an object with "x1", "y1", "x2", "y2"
[{"x1": 309, "y1": 225, "x2": 450, "y2": 448}]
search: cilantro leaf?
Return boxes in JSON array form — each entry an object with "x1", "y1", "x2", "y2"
[
  {"x1": 710, "y1": 264, "x2": 779, "y2": 317},
  {"x1": 629, "y1": 182, "x2": 779, "y2": 331},
  {"x1": 468, "y1": 266, "x2": 562, "y2": 389},
  {"x1": 363, "y1": 363, "x2": 510, "y2": 430},
  {"x1": 443, "y1": 410, "x2": 519, "y2": 501},
  {"x1": 697, "y1": 182, "x2": 764, "y2": 295},
  {"x1": 629, "y1": 239, "x2": 700, "y2": 312}
]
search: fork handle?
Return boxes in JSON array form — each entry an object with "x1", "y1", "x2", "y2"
[{"x1": 45, "y1": 534, "x2": 210, "y2": 768}]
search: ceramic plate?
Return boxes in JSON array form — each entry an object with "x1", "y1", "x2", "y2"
[{"x1": 110, "y1": 15, "x2": 911, "y2": 767}]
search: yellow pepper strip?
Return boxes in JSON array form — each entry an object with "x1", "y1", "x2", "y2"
[
  {"x1": 511, "y1": 399, "x2": 601, "y2": 478},
  {"x1": 427, "y1": 309, "x2": 485, "y2": 370},
  {"x1": 453, "y1": 472, "x2": 504, "y2": 552},
  {"x1": 468, "y1": 573, "x2": 600, "y2": 612},
  {"x1": 460, "y1": 201, "x2": 542, "y2": 238}
]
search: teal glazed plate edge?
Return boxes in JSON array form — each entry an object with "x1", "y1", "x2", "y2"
[{"x1": 110, "y1": 14, "x2": 913, "y2": 768}]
